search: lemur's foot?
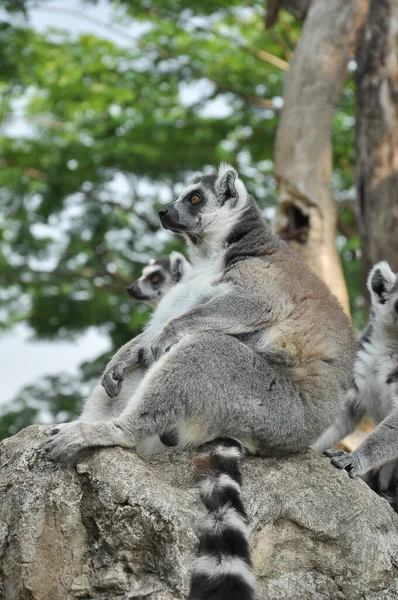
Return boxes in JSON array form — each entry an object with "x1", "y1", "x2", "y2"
[
  {"x1": 45, "y1": 421, "x2": 135, "y2": 462},
  {"x1": 324, "y1": 449, "x2": 362, "y2": 478},
  {"x1": 45, "y1": 422, "x2": 88, "y2": 462},
  {"x1": 101, "y1": 364, "x2": 125, "y2": 397}
]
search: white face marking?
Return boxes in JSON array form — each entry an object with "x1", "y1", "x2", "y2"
[
  {"x1": 141, "y1": 264, "x2": 162, "y2": 278},
  {"x1": 176, "y1": 182, "x2": 202, "y2": 203}
]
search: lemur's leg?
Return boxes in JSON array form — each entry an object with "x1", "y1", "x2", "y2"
[
  {"x1": 78, "y1": 384, "x2": 116, "y2": 423},
  {"x1": 311, "y1": 389, "x2": 364, "y2": 453},
  {"x1": 326, "y1": 407, "x2": 398, "y2": 478},
  {"x1": 46, "y1": 332, "x2": 326, "y2": 462},
  {"x1": 101, "y1": 333, "x2": 145, "y2": 398},
  {"x1": 79, "y1": 368, "x2": 146, "y2": 422}
]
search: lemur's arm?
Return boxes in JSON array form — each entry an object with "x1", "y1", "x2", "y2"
[
  {"x1": 326, "y1": 366, "x2": 398, "y2": 476},
  {"x1": 101, "y1": 333, "x2": 145, "y2": 398},
  {"x1": 151, "y1": 289, "x2": 274, "y2": 360},
  {"x1": 312, "y1": 388, "x2": 365, "y2": 453},
  {"x1": 326, "y1": 407, "x2": 398, "y2": 478}
]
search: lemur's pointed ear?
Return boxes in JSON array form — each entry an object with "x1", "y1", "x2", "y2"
[
  {"x1": 367, "y1": 261, "x2": 397, "y2": 304},
  {"x1": 169, "y1": 251, "x2": 187, "y2": 282},
  {"x1": 216, "y1": 163, "x2": 247, "y2": 207}
]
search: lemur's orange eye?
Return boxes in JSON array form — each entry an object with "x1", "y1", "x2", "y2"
[
  {"x1": 191, "y1": 194, "x2": 200, "y2": 205},
  {"x1": 151, "y1": 275, "x2": 160, "y2": 284}
]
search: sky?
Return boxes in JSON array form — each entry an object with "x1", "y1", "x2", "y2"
[{"x1": 0, "y1": 0, "x2": 137, "y2": 406}]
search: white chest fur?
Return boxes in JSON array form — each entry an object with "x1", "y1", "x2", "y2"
[
  {"x1": 355, "y1": 336, "x2": 398, "y2": 422},
  {"x1": 141, "y1": 256, "x2": 226, "y2": 349}
]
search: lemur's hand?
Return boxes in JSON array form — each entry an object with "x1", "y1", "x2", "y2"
[
  {"x1": 151, "y1": 322, "x2": 181, "y2": 361},
  {"x1": 101, "y1": 364, "x2": 125, "y2": 398},
  {"x1": 386, "y1": 364, "x2": 398, "y2": 385},
  {"x1": 324, "y1": 449, "x2": 363, "y2": 478}
]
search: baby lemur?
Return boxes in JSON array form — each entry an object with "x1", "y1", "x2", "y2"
[
  {"x1": 314, "y1": 262, "x2": 398, "y2": 506},
  {"x1": 46, "y1": 164, "x2": 355, "y2": 462},
  {"x1": 127, "y1": 252, "x2": 190, "y2": 307},
  {"x1": 72, "y1": 252, "x2": 189, "y2": 455}
]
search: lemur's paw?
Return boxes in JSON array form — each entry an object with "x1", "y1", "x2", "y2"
[
  {"x1": 151, "y1": 326, "x2": 180, "y2": 361},
  {"x1": 101, "y1": 364, "x2": 125, "y2": 398},
  {"x1": 45, "y1": 422, "x2": 88, "y2": 462},
  {"x1": 324, "y1": 449, "x2": 361, "y2": 478},
  {"x1": 386, "y1": 365, "x2": 398, "y2": 385}
]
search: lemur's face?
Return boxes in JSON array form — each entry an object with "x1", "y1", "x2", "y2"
[
  {"x1": 158, "y1": 164, "x2": 247, "y2": 242},
  {"x1": 127, "y1": 253, "x2": 187, "y2": 307},
  {"x1": 368, "y1": 261, "x2": 398, "y2": 327}
]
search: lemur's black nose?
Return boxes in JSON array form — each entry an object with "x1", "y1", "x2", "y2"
[
  {"x1": 158, "y1": 208, "x2": 168, "y2": 218},
  {"x1": 127, "y1": 282, "x2": 145, "y2": 299}
]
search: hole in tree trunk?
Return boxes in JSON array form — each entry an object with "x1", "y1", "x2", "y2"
[{"x1": 280, "y1": 204, "x2": 310, "y2": 243}]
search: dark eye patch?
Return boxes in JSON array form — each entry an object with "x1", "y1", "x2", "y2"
[
  {"x1": 147, "y1": 271, "x2": 163, "y2": 286},
  {"x1": 183, "y1": 189, "x2": 205, "y2": 214}
]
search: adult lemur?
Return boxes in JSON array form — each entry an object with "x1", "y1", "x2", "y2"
[
  {"x1": 127, "y1": 252, "x2": 191, "y2": 307},
  {"x1": 46, "y1": 163, "x2": 355, "y2": 462},
  {"x1": 314, "y1": 262, "x2": 398, "y2": 506}
]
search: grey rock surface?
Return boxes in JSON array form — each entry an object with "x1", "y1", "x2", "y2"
[{"x1": 1, "y1": 425, "x2": 398, "y2": 599}]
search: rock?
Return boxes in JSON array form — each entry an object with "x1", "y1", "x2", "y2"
[{"x1": 1, "y1": 425, "x2": 398, "y2": 599}]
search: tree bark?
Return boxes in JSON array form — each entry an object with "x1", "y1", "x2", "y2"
[
  {"x1": 273, "y1": 0, "x2": 369, "y2": 315},
  {"x1": 356, "y1": 0, "x2": 398, "y2": 286}
]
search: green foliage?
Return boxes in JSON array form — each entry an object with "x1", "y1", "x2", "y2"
[
  {"x1": 0, "y1": 374, "x2": 85, "y2": 440},
  {"x1": 0, "y1": 0, "x2": 362, "y2": 439}
]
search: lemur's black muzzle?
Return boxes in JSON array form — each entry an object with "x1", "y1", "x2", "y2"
[
  {"x1": 158, "y1": 204, "x2": 185, "y2": 232},
  {"x1": 127, "y1": 282, "x2": 147, "y2": 300}
]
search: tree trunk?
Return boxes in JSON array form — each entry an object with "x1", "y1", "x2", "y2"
[
  {"x1": 273, "y1": 0, "x2": 369, "y2": 315},
  {"x1": 356, "y1": 0, "x2": 398, "y2": 287}
]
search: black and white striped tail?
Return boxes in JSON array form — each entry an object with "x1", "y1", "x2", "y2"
[{"x1": 188, "y1": 439, "x2": 255, "y2": 600}]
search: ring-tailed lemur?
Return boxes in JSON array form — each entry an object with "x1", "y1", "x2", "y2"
[
  {"x1": 188, "y1": 439, "x2": 255, "y2": 600},
  {"x1": 46, "y1": 164, "x2": 354, "y2": 598},
  {"x1": 313, "y1": 262, "x2": 398, "y2": 506},
  {"x1": 76, "y1": 252, "x2": 189, "y2": 454},
  {"x1": 46, "y1": 163, "x2": 355, "y2": 463},
  {"x1": 127, "y1": 252, "x2": 191, "y2": 307}
]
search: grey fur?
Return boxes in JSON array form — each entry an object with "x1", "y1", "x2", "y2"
[
  {"x1": 314, "y1": 262, "x2": 398, "y2": 495},
  {"x1": 75, "y1": 253, "x2": 190, "y2": 456},
  {"x1": 45, "y1": 164, "x2": 355, "y2": 462}
]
